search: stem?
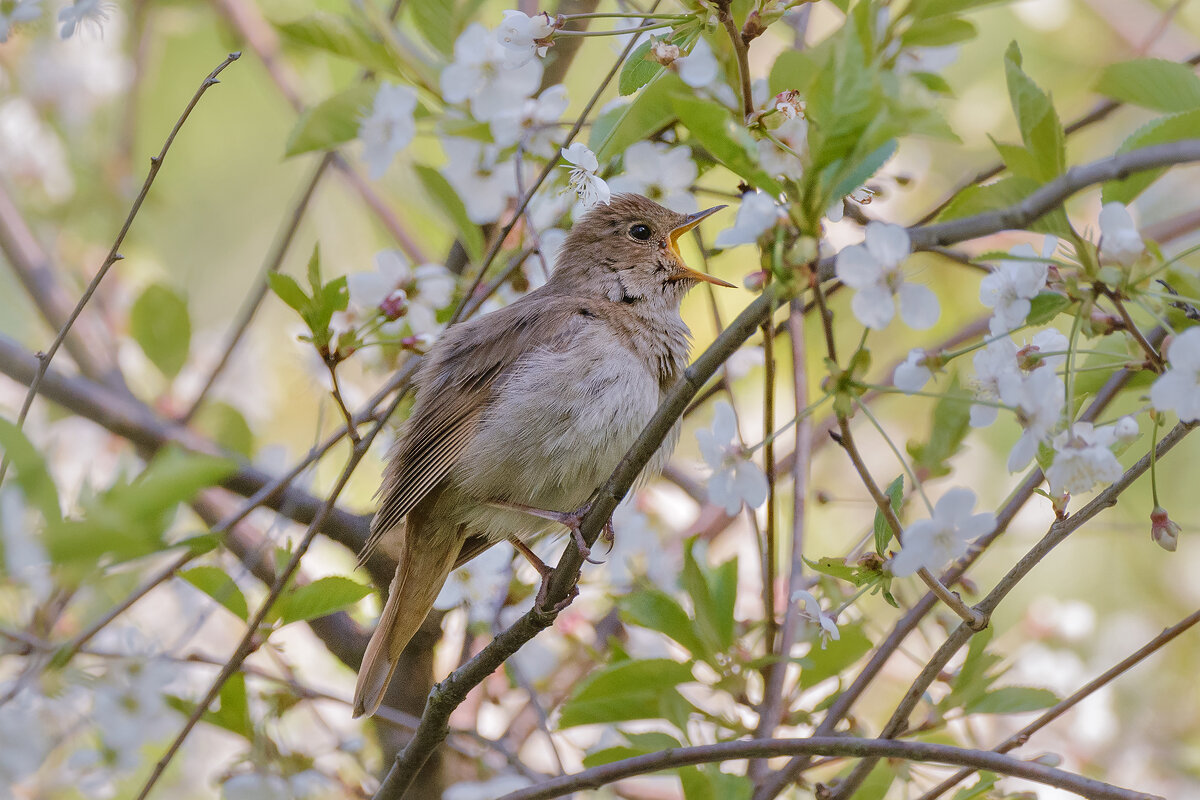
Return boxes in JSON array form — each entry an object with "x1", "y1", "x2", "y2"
[
  {"x1": 555, "y1": 23, "x2": 673, "y2": 35},
  {"x1": 716, "y1": 0, "x2": 754, "y2": 121},
  {"x1": 854, "y1": 398, "x2": 933, "y2": 515}
]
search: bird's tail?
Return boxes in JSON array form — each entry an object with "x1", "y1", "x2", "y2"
[{"x1": 352, "y1": 522, "x2": 461, "y2": 718}]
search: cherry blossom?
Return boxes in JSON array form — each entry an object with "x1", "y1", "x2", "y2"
[
  {"x1": 1150, "y1": 506, "x2": 1181, "y2": 552},
  {"x1": 561, "y1": 142, "x2": 610, "y2": 208},
  {"x1": 489, "y1": 84, "x2": 569, "y2": 157},
  {"x1": 607, "y1": 141, "x2": 698, "y2": 213},
  {"x1": 1114, "y1": 415, "x2": 1139, "y2": 442},
  {"x1": 345, "y1": 250, "x2": 456, "y2": 336},
  {"x1": 980, "y1": 240, "x2": 1052, "y2": 335},
  {"x1": 1149, "y1": 327, "x2": 1200, "y2": 422},
  {"x1": 1098, "y1": 202, "x2": 1145, "y2": 267},
  {"x1": 1046, "y1": 422, "x2": 1123, "y2": 496},
  {"x1": 895, "y1": 348, "x2": 933, "y2": 393},
  {"x1": 359, "y1": 82, "x2": 417, "y2": 180},
  {"x1": 441, "y1": 137, "x2": 521, "y2": 224},
  {"x1": 496, "y1": 10, "x2": 554, "y2": 67},
  {"x1": 836, "y1": 222, "x2": 939, "y2": 330},
  {"x1": 889, "y1": 487, "x2": 996, "y2": 576},
  {"x1": 697, "y1": 401, "x2": 768, "y2": 515},
  {"x1": 1000, "y1": 365, "x2": 1065, "y2": 471},
  {"x1": 650, "y1": 39, "x2": 681, "y2": 65},
  {"x1": 713, "y1": 190, "x2": 781, "y2": 248},
  {"x1": 0, "y1": 0, "x2": 40, "y2": 42},
  {"x1": 675, "y1": 38, "x2": 718, "y2": 88},
  {"x1": 791, "y1": 589, "x2": 840, "y2": 648},
  {"x1": 58, "y1": 0, "x2": 111, "y2": 38},
  {"x1": 757, "y1": 116, "x2": 808, "y2": 181},
  {"x1": 441, "y1": 23, "x2": 543, "y2": 121}
]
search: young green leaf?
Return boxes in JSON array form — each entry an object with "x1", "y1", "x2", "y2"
[
  {"x1": 907, "y1": 374, "x2": 972, "y2": 478},
  {"x1": 274, "y1": 13, "x2": 401, "y2": 77},
  {"x1": 1095, "y1": 58, "x2": 1200, "y2": 114},
  {"x1": 622, "y1": 588, "x2": 711, "y2": 661},
  {"x1": 414, "y1": 164, "x2": 485, "y2": 262},
  {"x1": 670, "y1": 93, "x2": 782, "y2": 194},
  {"x1": 285, "y1": 84, "x2": 376, "y2": 158},
  {"x1": 274, "y1": 575, "x2": 373, "y2": 625},
  {"x1": 557, "y1": 658, "x2": 695, "y2": 728},
  {"x1": 965, "y1": 685, "x2": 1059, "y2": 714},
  {"x1": 267, "y1": 273, "x2": 310, "y2": 314},
  {"x1": 873, "y1": 474, "x2": 904, "y2": 554},
  {"x1": 0, "y1": 417, "x2": 61, "y2": 524},
  {"x1": 1025, "y1": 290, "x2": 1071, "y2": 325},
  {"x1": 1003, "y1": 42, "x2": 1065, "y2": 182},
  {"x1": 181, "y1": 566, "x2": 250, "y2": 621},
  {"x1": 130, "y1": 284, "x2": 191, "y2": 379},
  {"x1": 1102, "y1": 109, "x2": 1200, "y2": 204}
]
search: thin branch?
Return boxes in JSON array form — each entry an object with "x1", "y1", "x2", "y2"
[
  {"x1": 494, "y1": 737, "x2": 1161, "y2": 800},
  {"x1": 917, "y1": 606, "x2": 1200, "y2": 800},
  {"x1": 133, "y1": 391, "x2": 404, "y2": 800},
  {"x1": 824, "y1": 420, "x2": 1197, "y2": 800},
  {"x1": 0, "y1": 51, "x2": 240, "y2": 486},
  {"x1": 716, "y1": 0, "x2": 754, "y2": 121}
]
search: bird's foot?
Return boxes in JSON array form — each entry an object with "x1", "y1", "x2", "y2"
[
  {"x1": 488, "y1": 500, "x2": 611, "y2": 564},
  {"x1": 508, "y1": 536, "x2": 578, "y2": 611}
]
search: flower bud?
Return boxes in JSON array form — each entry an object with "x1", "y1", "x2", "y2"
[
  {"x1": 380, "y1": 289, "x2": 409, "y2": 320},
  {"x1": 1151, "y1": 506, "x2": 1181, "y2": 552},
  {"x1": 1114, "y1": 415, "x2": 1139, "y2": 442},
  {"x1": 401, "y1": 333, "x2": 434, "y2": 354},
  {"x1": 743, "y1": 270, "x2": 768, "y2": 291},
  {"x1": 650, "y1": 39, "x2": 681, "y2": 65},
  {"x1": 772, "y1": 90, "x2": 804, "y2": 120}
]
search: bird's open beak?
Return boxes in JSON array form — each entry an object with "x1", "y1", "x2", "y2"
[{"x1": 667, "y1": 205, "x2": 735, "y2": 287}]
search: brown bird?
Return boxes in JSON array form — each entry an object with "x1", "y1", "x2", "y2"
[{"x1": 352, "y1": 193, "x2": 730, "y2": 718}]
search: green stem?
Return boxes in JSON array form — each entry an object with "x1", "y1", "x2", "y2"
[
  {"x1": 855, "y1": 397, "x2": 933, "y2": 515},
  {"x1": 556, "y1": 23, "x2": 673, "y2": 36}
]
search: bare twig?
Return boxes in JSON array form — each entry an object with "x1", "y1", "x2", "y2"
[
  {"x1": 0, "y1": 52, "x2": 241, "y2": 486},
  {"x1": 495, "y1": 737, "x2": 1161, "y2": 800},
  {"x1": 716, "y1": 0, "x2": 755, "y2": 121}
]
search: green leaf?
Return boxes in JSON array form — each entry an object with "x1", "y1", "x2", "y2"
[
  {"x1": 593, "y1": 73, "x2": 679, "y2": 161},
  {"x1": 285, "y1": 84, "x2": 377, "y2": 157},
  {"x1": 267, "y1": 273, "x2": 310, "y2": 314},
  {"x1": 0, "y1": 417, "x2": 60, "y2": 524},
  {"x1": 768, "y1": 49, "x2": 819, "y2": 97},
  {"x1": 803, "y1": 556, "x2": 859, "y2": 583},
  {"x1": 830, "y1": 139, "x2": 896, "y2": 204},
  {"x1": 1102, "y1": 109, "x2": 1200, "y2": 204},
  {"x1": 873, "y1": 475, "x2": 904, "y2": 555},
  {"x1": 671, "y1": 93, "x2": 782, "y2": 194},
  {"x1": 409, "y1": 0, "x2": 456, "y2": 55},
  {"x1": 680, "y1": 765, "x2": 752, "y2": 800},
  {"x1": 1026, "y1": 291, "x2": 1071, "y2": 325},
  {"x1": 910, "y1": 0, "x2": 1005, "y2": 19},
  {"x1": 130, "y1": 284, "x2": 191, "y2": 379},
  {"x1": 944, "y1": 627, "x2": 999, "y2": 709},
  {"x1": 414, "y1": 164, "x2": 485, "y2": 262},
  {"x1": 274, "y1": 576, "x2": 373, "y2": 625},
  {"x1": 1095, "y1": 58, "x2": 1200, "y2": 113},
  {"x1": 966, "y1": 686, "x2": 1059, "y2": 714},
  {"x1": 583, "y1": 732, "x2": 683, "y2": 768},
  {"x1": 907, "y1": 374, "x2": 972, "y2": 478},
  {"x1": 682, "y1": 541, "x2": 728, "y2": 655},
  {"x1": 622, "y1": 589, "x2": 711, "y2": 661},
  {"x1": 274, "y1": 13, "x2": 400, "y2": 77},
  {"x1": 193, "y1": 402, "x2": 255, "y2": 458},
  {"x1": 213, "y1": 672, "x2": 253, "y2": 739},
  {"x1": 557, "y1": 658, "x2": 694, "y2": 728},
  {"x1": 181, "y1": 566, "x2": 249, "y2": 620},
  {"x1": 910, "y1": 71, "x2": 953, "y2": 94},
  {"x1": 1003, "y1": 42, "x2": 1065, "y2": 181},
  {"x1": 854, "y1": 761, "x2": 897, "y2": 800},
  {"x1": 900, "y1": 17, "x2": 977, "y2": 48},
  {"x1": 620, "y1": 39, "x2": 662, "y2": 97},
  {"x1": 953, "y1": 772, "x2": 999, "y2": 800}
]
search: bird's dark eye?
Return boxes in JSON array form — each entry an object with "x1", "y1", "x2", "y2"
[{"x1": 628, "y1": 223, "x2": 652, "y2": 241}]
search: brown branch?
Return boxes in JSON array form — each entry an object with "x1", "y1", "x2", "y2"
[
  {"x1": 0, "y1": 52, "x2": 241, "y2": 486},
  {"x1": 716, "y1": 0, "x2": 754, "y2": 121},
  {"x1": 494, "y1": 737, "x2": 1161, "y2": 800}
]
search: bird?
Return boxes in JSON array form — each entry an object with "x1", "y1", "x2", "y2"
[{"x1": 352, "y1": 193, "x2": 731, "y2": 718}]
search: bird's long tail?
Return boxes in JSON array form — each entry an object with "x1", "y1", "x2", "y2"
[{"x1": 352, "y1": 522, "x2": 462, "y2": 718}]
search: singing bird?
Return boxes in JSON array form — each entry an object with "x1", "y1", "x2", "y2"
[{"x1": 353, "y1": 193, "x2": 730, "y2": 718}]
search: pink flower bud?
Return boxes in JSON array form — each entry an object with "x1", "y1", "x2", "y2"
[
  {"x1": 1151, "y1": 506, "x2": 1181, "y2": 552},
  {"x1": 743, "y1": 270, "x2": 768, "y2": 291},
  {"x1": 380, "y1": 289, "x2": 409, "y2": 320}
]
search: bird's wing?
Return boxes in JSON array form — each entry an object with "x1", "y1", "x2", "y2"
[{"x1": 360, "y1": 295, "x2": 584, "y2": 564}]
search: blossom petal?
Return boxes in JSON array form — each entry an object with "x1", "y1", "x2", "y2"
[{"x1": 898, "y1": 283, "x2": 940, "y2": 329}]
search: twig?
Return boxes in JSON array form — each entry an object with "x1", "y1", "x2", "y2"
[
  {"x1": 494, "y1": 737, "x2": 1161, "y2": 800},
  {"x1": 716, "y1": 0, "x2": 754, "y2": 121},
  {"x1": 1099, "y1": 285, "x2": 1164, "y2": 371},
  {"x1": 0, "y1": 52, "x2": 240, "y2": 486},
  {"x1": 917, "y1": 605, "x2": 1200, "y2": 800},
  {"x1": 325, "y1": 357, "x2": 363, "y2": 444},
  {"x1": 761, "y1": 273, "x2": 780, "y2": 670},
  {"x1": 823, "y1": 421, "x2": 1197, "y2": 800},
  {"x1": 133, "y1": 390, "x2": 404, "y2": 800},
  {"x1": 180, "y1": 153, "x2": 334, "y2": 423}
]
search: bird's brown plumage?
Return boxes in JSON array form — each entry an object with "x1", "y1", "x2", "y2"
[{"x1": 352, "y1": 194, "x2": 728, "y2": 718}]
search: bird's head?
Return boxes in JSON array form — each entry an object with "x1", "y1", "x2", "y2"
[{"x1": 549, "y1": 193, "x2": 731, "y2": 306}]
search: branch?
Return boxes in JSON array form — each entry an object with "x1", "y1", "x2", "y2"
[
  {"x1": 824, "y1": 420, "x2": 1197, "y2": 800},
  {"x1": 918, "y1": 605, "x2": 1200, "y2": 800},
  {"x1": 0, "y1": 51, "x2": 240, "y2": 485},
  {"x1": 494, "y1": 737, "x2": 1161, "y2": 800}
]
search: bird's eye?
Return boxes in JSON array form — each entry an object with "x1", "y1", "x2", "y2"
[{"x1": 628, "y1": 223, "x2": 652, "y2": 241}]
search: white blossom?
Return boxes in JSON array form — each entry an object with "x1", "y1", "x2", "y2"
[
  {"x1": 496, "y1": 10, "x2": 554, "y2": 66},
  {"x1": 836, "y1": 222, "x2": 939, "y2": 330},
  {"x1": 0, "y1": 98, "x2": 75, "y2": 202},
  {"x1": 1018, "y1": 328, "x2": 1068, "y2": 370},
  {"x1": 697, "y1": 401, "x2": 768, "y2": 515},
  {"x1": 346, "y1": 250, "x2": 456, "y2": 336},
  {"x1": 441, "y1": 23, "x2": 543, "y2": 121},
  {"x1": 1150, "y1": 327, "x2": 1200, "y2": 422},
  {"x1": 791, "y1": 589, "x2": 840, "y2": 648},
  {"x1": 441, "y1": 137, "x2": 521, "y2": 224},
  {"x1": 435, "y1": 542, "x2": 514, "y2": 622},
  {"x1": 650, "y1": 39, "x2": 681, "y2": 65},
  {"x1": 771, "y1": 89, "x2": 803, "y2": 119},
  {"x1": 981, "y1": 241, "x2": 1051, "y2": 335},
  {"x1": 675, "y1": 37, "x2": 718, "y2": 88},
  {"x1": 607, "y1": 141, "x2": 697, "y2": 213},
  {"x1": 1046, "y1": 422, "x2": 1123, "y2": 496},
  {"x1": 223, "y1": 773, "x2": 291, "y2": 800},
  {"x1": 58, "y1": 0, "x2": 111, "y2": 38},
  {"x1": 713, "y1": 190, "x2": 780, "y2": 248},
  {"x1": 359, "y1": 82, "x2": 418, "y2": 180},
  {"x1": 561, "y1": 142, "x2": 610, "y2": 208},
  {"x1": 1000, "y1": 365, "x2": 1065, "y2": 472},
  {"x1": 889, "y1": 488, "x2": 996, "y2": 576},
  {"x1": 90, "y1": 656, "x2": 178, "y2": 769},
  {"x1": 1113, "y1": 415, "x2": 1139, "y2": 442},
  {"x1": 895, "y1": 348, "x2": 933, "y2": 393},
  {"x1": 0, "y1": 0, "x2": 40, "y2": 41},
  {"x1": 1098, "y1": 202, "x2": 1145, "y2": 267},
  {"x1": 489, "y1": 84, "x2": 569, "y2": 157},
  {"x1": 1150, "y1": 506, "x2": 1181, "y2": 552}
]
